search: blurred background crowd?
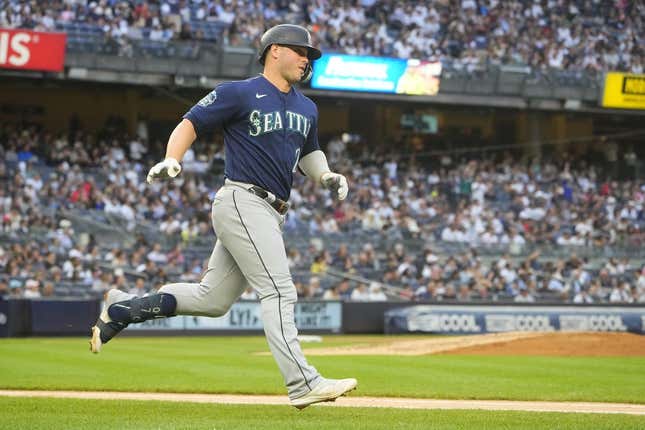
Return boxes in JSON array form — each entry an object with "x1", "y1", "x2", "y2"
[
  {"x1": 1, "y1": 119, "x2": 644, "y2": 304},
  {"x1": 0, "y1": 0, "x2": 642, "y2": 73},
  {"x1": 0, "y1": 0, "x2": 643, "y2": 304}
]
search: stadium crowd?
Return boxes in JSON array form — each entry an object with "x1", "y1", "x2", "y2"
[
  {"x1": 0, "y1": 0, "x2": 642, "y2": 73},
  {"x1": 1, "y1": 121, "x2": 645, "y2": 304}
]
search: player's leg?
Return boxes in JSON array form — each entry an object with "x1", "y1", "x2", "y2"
[
  {"x1": 158, "y1": 240, "x2": 247, "y2": 316},
  {"x1": 89, "y1": 288, "x2": 136, "y2": 353},
  {"x1": 213, "y1": 187, "x2": 355, "y2": 405},
  {"x1": 90, "y1": 239, "x2": 246, "y2": 353}
]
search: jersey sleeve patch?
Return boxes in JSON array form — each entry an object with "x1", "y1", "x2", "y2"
[{"x1": 198, "y1": 90, "x2": 217, "y2": 107}]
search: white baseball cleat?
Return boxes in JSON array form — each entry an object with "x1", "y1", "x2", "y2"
[
  {"x1": 89, "y1": 325, "x2": 103, "y2": 354},
  {"x1": 90, "y1": 289, "x2": 131, "y2": 354},
  {"x1": 291, "y1": 378, "x2": 358, "y2": 410}
]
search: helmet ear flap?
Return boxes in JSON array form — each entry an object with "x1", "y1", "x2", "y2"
[{"x1": 300, "y1": 63, "x2": 313, "y2": 83}]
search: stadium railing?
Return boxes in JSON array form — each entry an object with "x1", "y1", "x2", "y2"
[{"x1": 59, "y1": 35, "x2": 603, "y2": 102}]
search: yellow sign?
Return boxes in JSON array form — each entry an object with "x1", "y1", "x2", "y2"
[{"x1": 602, "y1": 72, "x2": 645, "y2": 109}]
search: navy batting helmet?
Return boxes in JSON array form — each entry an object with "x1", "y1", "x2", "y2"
[{"x1": 257, "y1": 24, "x2": 322, "y2": 82}]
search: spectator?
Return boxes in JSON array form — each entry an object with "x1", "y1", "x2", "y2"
[
  {"x1": 41, "y1": 281, "x2": 55, "y2": 297},
  {"x1": 305, "y1": 277, "x2": 323, "y2": 299},
  {"x1": 609, "y1": 282, "x2": 633, "y2": 303},
  {"x1": 514, "y1": 286, "x2": 536, "y2": 303},
  {"x1": 128, "y1": 277, "x2": 148, "y2": 297},
  {"x1": 573, "y1": 288, "x2": 594, "y2": 304},
  {"x1": 23, "y1": 279, "x2": 41, "y2": 299},
  {"x1": 350, "y1": 283, "x2": 371, "y2": 301},
  {"x1": 147, "y1": 243, "x2": 168, "y2": 264},
  {"x1": 456, "y1": 284, "x2": 473, "y2": 302},
  {"x1": 322, "y1": 285, "x2": 340, "y2": 300},
  {"x1": 310, "y1": 253, "x2": 327, "y2": 274},
  {"x1": 368, "y1": 282, "x2": 387, "y2": 301},
  {"x1": 9, "y1": 279, "x2": 22, "y2": 298}
]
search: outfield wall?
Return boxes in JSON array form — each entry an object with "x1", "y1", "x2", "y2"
[
  {"x1": 384, "y1": 305, "x2": 645, "y2": 335},
  {"x1": 0, "y1": 299, "x2": 643, "y2": 337}
]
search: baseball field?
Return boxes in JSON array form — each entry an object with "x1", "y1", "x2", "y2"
[{"x1": 1, "y1": 333, "x2": 644, "y2": 429}]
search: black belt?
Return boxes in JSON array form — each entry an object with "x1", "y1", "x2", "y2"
[{"x1": 248, "y1": 186, "x2": 290, "y2": 215}]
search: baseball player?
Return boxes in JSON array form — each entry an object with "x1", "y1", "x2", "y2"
[{"x1": 90, "y1": 24, "x2": 356, "y2": 409}]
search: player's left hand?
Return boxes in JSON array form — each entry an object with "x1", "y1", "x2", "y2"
[
  {"x1": 146, "y1": 158, "x2": 182, "y2": 184},
  {"x1": 321, "y1": 172, "x2": 348, "y2": 200}
]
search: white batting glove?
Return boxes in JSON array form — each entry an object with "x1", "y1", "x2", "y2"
[
  {"x1": 146, "y1": 158, "x2": 182, "y2": 184},
  {"x1": 321, "y1": 172, "x2": 348, "y2": 201}
]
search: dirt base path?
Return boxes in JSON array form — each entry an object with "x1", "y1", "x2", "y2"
[
  {"x1": 304, "y1": 332, "x2": 546, "y2": 356},
  {"x1": 1, "y1": 390, "x2": 644, "y2": 415},
  {"x1": 303, "y1": 332, "x2": 645, "y2": 356},
  {"x1": 443, "y1": 332, "x2": 645, "y2": 356}
]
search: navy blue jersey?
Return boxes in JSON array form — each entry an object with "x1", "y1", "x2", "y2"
[{"x1": 183, "y1": 75, "x2": 320, "y2": 201}]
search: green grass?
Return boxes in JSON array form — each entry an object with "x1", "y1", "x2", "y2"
[
  {"x1": 0, "y1": 336, "x2": 644, "y2": 403},
  {"x1": 1, "y1": 397, "x2": 643, "y2": 430}
]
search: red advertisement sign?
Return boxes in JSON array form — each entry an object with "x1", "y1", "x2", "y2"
[{"x1": 0, "y1": 28, "x2": 66, "y2": 72}]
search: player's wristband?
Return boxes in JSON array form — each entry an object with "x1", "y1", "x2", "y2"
[{"x1": 298, "y1": 150, "x2": 331, "y2": 184}]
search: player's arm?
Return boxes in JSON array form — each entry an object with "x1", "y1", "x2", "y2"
[
  {"x1": 146, "y1": 82, "x2": 237, "y2": 185},
  {"x1": 299, "y1": 150, "x2": 348, "y2": 201},
  {"x1": 166, "y1": 118, "x2": 197, "y2": 161},
  {"x1": 146, "y1": 119, "x2": 196, "y2": 184},
  {"x1": 298, "y1": 103, "x2": 348, "y2": 200}
]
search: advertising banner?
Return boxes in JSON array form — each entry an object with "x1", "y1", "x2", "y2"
[
  {"x1": 311, "y1": 54, "x2": 441, "y2": 95},
  {"x1": 0, "y1": 28, "x2": 66, "y2": 72},
  {"x1": 385, "y1": 305, "x2": 645, "y2": 334},
  {"x1": 601, "y1": 72, "x2": 645, "y2": 110},
  {"x1": 128, "y1": 301, "x2": 342, "y2": 332}
]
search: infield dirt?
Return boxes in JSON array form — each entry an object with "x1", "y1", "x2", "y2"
[{"x1": 302, "y1": 332, "x2": 645, "y2": 357}]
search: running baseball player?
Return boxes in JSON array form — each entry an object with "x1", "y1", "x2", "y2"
[{"x1": 90, "y1": 24, "x2": 356, "y2": 409}]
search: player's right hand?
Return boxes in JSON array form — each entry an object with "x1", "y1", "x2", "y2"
[
  {"x1": 146, "y1": 158, "x2": 182, "y2": 184},
  {"x1": 321, "y1": 172, "x2": 349, "y2": 200}
]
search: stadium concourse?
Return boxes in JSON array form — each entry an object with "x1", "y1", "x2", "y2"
[
  {"x1": 0, "y1": 0, "x2": 642, "y2": 74},
  {"x1": 1, "y1": 122, "x2": 644, "y2": 304}
]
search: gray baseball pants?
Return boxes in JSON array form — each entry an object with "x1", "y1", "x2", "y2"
[{"x1": 158, "y1": 181, "x2": 321, "y2": 399}]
